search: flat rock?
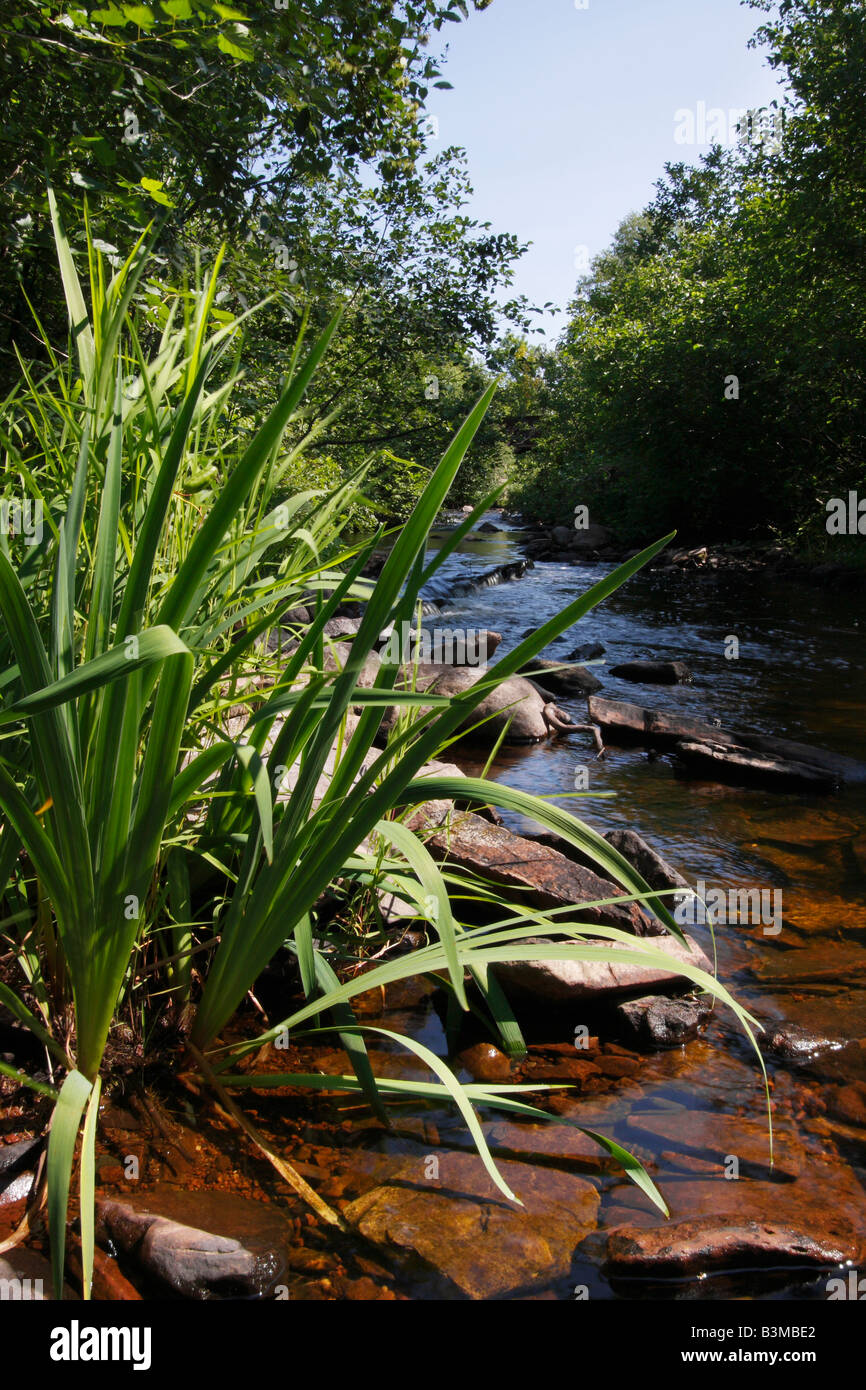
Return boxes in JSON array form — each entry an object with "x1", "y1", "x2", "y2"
[
  {"x1": 0, "y1": 1249, "x2": 71, "y2": 1300},
  {"x1": 492, "y1": 932, "x2": 713, "y2": 1005},
  {"x1": 606, "y1": 1216, "x2": 861, "y2": 1277},
  {"x1": 674, "y1": 739, "x2": 838, "y2": 793},
  {"x1": 426, "y1": 812, "x2": 651, "y2": 934},
  {"x1": 587, "y1": 696, "x2": 866, "y2": 784},
  {"x1": 623, "y1": 1108, "x2": 800, "y2": 1177},
  {"x1": 344, "y1": 1150, "x2": 599, "y2": 1299}
]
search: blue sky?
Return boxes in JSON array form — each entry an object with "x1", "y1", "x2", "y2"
[{"x1": 424, "y1": 0, "x2": 789, "y2": 339}]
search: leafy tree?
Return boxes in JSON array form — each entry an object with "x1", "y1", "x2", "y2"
[{"x1": 0, "y1": 0, "x2": 496, "y2": 371}]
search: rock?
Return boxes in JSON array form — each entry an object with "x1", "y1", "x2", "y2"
[
  {"x1": 323, "y1": 616, "x2": 363, "y2": 639},
  {"x1": 344, "y1": 1150, "x2": 599, "y2": 1299},
  {"x1": 587, "y1": 696, "x2": 717, "y2": 746},
  {"x1": 623, "y1": 1108, "x2": 800, "y2": 1177},
  {"x1": 380, "y1": 664, "x2": 578, "y2": 745},
  {"x1": 570, "y1": 522, "x2": 611, "y2": 551},
  {"x1": 456, "y1": 1042, "x2": 512, "y2": 1083},
  {"x1": 431, "y1": 559, "x2": 534, "y2": 606},
  {"x1": 379, "y1": 626, "x2": 502, "y2": 667},
  {"x1": 566, "y1": 642, "x2": 605, "y2": 662},
  {"x1": 766, "y1": 1024, "x2": 845, "y2": 1061},
  {"x1": 603, "y1": 828, "x2": 690, "y2": 894},
  {"x1": 519, "y1": 657, "x2": 602, "y2": 696},
  {"x1": 551, "y1": 525, "x2": 574, "y2": 547},
  {"x1": 280, "y1": 604, "x2": 310, "y2": 626},
  {"x1": 827, "y1": 1082, "x2": 866, "y2": 1128},
  {"x1": 321, "y1": 641, "x2": 382, "y2": 690},
  {"x1": 96, "y1": 1199, "x2": 282, "y2": 1299},
  {"x1": 426, "y1": 812, "x2": 651, "y2": 934},
  {"x1": 616, "y1": 994, "x2": 711, "y2": 1048},
  {"x1": 674, "y1": 739, "x2": 838, "y2": 793},
  {"x1": 0, "y1": 1136, "x2": 42, "y2": 1188},
  {"x1": 492, "y1": 932, "x2": 713, "y2": 1005},
  {"x1": 609, "y1": 660, "x2": 692, "y2": 685},
  {"x1": 587, "y1": 696, "x2": 866, "y2": 785},
  {"x1": 605, "y1": 1216, "x2": 861, "y2": 1278}
]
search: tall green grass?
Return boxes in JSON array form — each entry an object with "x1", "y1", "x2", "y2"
[{"x1": 0, "y1": 207, "x2": 767, "y2": 1298}]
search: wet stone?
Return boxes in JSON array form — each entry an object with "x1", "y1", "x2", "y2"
[
  {"x1": 766, "y1": 1023, "x2": 845, "y2": 1061},
  {"x1": 344, "y1": 1150, "x2": 599, "y2": 1299},
  {"x1": 605, "y1": 1215, "x2": 862, "y2": 1278},
  {"x1": 624, "y1": 1108, "x2": 802, "y2": 1178},
  {"x1": 493, "y1": 932, "x2": 713, "y2": 1005},
  {"x1": 616, "y1": 994, "x2": 712, "y2": 1049},
  {"x1": 827, "y1": 1081, "x2": 866, "y2": 1128},
  {"x1": 96, "y1": 1197, "x2": 284, "y2": 1299},
  {"x1": 455, "y1": 1042, "x2": 512, "y2": 1083}
]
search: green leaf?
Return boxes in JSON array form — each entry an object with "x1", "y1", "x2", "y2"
[{"x1": 47, "y1": 1070, "x2": 92, "y2": 1299}]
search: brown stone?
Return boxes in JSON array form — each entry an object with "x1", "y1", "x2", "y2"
[
  {"x1": 624, "y1": 1108, "x2": 800, "y2": 1177},
  {"x1": 345, "y1": 1150, "x2": 599, "y2": 1299},
  {"x1": 427, "y1": 812, "x2": 651, "y2": 933},
  {"x1": 606, "y1": 1215, "x2": 861, "y2": 1276}
]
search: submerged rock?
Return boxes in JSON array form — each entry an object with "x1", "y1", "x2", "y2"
[
  {"x1": 456, "y1": 1042, "x2": 512, "y2": 1083},
  {"x1": 623, "y1": 1108, "x2": 801, "y2": 1178},
  {"x1": 344, "y1": 1150, "x2": 599, "y2": 1299}
]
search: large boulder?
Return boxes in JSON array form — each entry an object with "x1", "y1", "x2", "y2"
[
  {"x1": 570, "y1": 522, "x2": 612, "y2": 551},
  {"x1": 380, "y1": 664, "x2": 578, "y2": 745}
]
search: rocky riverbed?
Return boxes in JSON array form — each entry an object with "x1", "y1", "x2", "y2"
[{"x1": 3, "y1": 511, "x2": 865, "y2": 1301}]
